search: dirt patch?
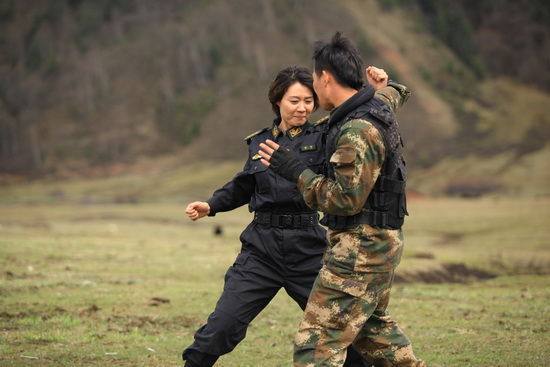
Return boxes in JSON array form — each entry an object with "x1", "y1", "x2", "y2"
[
  {"x1": 70, "y1": 214, "x2": 182, "y2": 226},
  {"x1": 0, "y1": 306, "x2": 67, "y2": 321},
  {"x1": 78, "y1": 304, "x2": 100, "y2": 316},
  {"x1": 394, "y1": 263, "x2": 496, "y2": 284},
  {"x1": 410, "y1": 251, "x2": 436, "y2": 259},
  {"x1": 23, "y1": 337, "x2": 58, "y2": 345},
  {"x1": 1, "y1": 306, "x2": 199, "y2": 335},
  {"x1": 434, "y1": 232, "x2": 465, "y2": 246},
  {"x1": 444, "y1": 179, "x2": 502, "y2": 197},
  {"x1": 4, "y1": 270, "x2": 44, "y2": 280},
  {"x1": 489, "y1": 256, "x2": 550, "y2": 275},
  {"x1": 148, "y1": 297, "x2": 170, "y2": 307},
  {"x1": 406, "y1": 189, "x2": 427, "y2": 200},
  {"x1": 106, "y1": 314, "x2": 199, "y2": 333},
  {"x1": 0, "y1": 220, "x2": 51, "y2": 230}
]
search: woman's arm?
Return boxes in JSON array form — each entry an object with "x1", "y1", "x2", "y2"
[{"x1": 185, "y1": 160, "x2": 255, "y2": 221}]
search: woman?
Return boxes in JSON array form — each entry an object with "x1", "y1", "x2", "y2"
[{"x1": 182, "y1": 66, "x2": 391, "y2": 367}]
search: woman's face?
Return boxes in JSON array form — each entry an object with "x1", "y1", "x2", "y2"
[{"x1": 277, "y1": 82, "x2": 315, "y2": 129}]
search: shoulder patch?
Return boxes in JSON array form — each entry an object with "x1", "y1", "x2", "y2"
[
  {"x1": 342, "y1": 118, "x2": 373, "y2": 131},
  {"x1": 244, "y1": 127, "x2": 269, "y2": 144},
  {"x1": 314, "y1": 115, "x2": 329, "y2": 126}
]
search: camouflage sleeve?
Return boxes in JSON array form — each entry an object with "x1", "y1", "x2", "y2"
[
  {"x1": 297, "y1": 119, "x2": 385, "y2": 215},
  {"x1": 374, "y1": 81, "x2": 411, "y2": 113}
]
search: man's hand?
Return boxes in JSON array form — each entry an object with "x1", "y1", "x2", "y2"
[
  {"x1": 366, "y1": 66, "x2": 388, "y2": 91},
  {"x1": 258, "y1": 140, "x2": 307, "y2": 183},
  {"x1": 186, "y1": 201, "x2": 210, "y2": 221}
]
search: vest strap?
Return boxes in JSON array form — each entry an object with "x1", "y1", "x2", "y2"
[{"x1": 322, "y1": 210, "x2": 402, "y2": 230}]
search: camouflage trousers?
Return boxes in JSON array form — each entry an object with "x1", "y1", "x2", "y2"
[{"x1": 293, "y1": 266, "x2": 425, "y2": 367}]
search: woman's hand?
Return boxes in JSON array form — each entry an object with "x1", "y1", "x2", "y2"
[
  {"x1": 366, "y1": 66, "x2": 388, "y2": 90},
  {"x1": 186, "y1": 201, "x2": 210, "y2": 221}
]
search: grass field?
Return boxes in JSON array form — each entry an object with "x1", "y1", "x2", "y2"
[{"x1": 1, "y1": 182, "x2": 549, "y2": 366}]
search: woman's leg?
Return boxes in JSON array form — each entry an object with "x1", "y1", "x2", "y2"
[{"x1": 183, "y1": 251, "x2": 282, "y2": 366}]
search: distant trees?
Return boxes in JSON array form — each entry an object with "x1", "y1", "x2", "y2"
[
  {"x1": 3, "y1": 0, "x2": 337, "y2": 173},
  {"x1": 381, "y1": 0, "x2": 550, "y2": 90},
  {"x1": 2, "y1": 0, "x2": 548, "y2": 174}
]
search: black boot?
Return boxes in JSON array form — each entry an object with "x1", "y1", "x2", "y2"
[{"x1": 182, "y1": 349, "x2": 219, "y2": 367}]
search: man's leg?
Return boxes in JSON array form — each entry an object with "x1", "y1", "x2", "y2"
[
  {"x1": 352, "y1": 274, "x2": 426, "y2": 367},
  {"x1": 183, "y1": 251, "x2": 281, "y2": 366},
  {"x1": 285, "y1": 261, "x2": 370, "y2": 367},
  {"x1": 293, "y1": 267, "x2": 393, "y2": 367}
]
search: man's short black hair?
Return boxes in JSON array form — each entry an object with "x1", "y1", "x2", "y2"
[{"x1": 313, "y1": 32, "x2": 364, "y2": 90}]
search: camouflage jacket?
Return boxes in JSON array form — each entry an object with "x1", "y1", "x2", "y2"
[
  {"x1": 297, "y1": 83, "x2": 410, "y2": 273},
  {"x1": 298, "y1": 84, "x2": 409, "y2": 216}
]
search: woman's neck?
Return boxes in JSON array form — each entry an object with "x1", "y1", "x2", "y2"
[{"x1": 278, "y1": 119, "x2": 290, "y2": 132}]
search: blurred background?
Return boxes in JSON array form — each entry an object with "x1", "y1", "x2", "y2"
[
  {"x1": 1, "y1": 1, "x2": 549, "y2": 366},
  {"x1": 1, "y1": 0, "x2": 549, "y2": 198}
]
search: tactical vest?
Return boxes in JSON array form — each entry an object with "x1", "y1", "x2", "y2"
[{"x1": 321, "y1": 96, "x2": 408, "y2": 230}]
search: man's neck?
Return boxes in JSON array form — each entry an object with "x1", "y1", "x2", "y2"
[{"x1": 331, "y1": 87, "x2": 358, "y2": 110}]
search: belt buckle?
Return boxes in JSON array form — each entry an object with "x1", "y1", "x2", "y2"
[
  {"x1": 305, "y1": 214, "x2": 315, "y2": 227},
  {"x1": 281, "y1": 215, "x2": 293, "y2": 228}
]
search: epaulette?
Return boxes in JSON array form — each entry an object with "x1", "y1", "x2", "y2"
[
  {"x1": 244, "y1": 127, "x2": 269, "y2": 144},
  {"x1": 313, "y1": 115, "x2": 329, "y2": 126}
]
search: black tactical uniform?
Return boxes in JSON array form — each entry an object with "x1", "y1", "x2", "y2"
[{"x1": 182, "y1": 119, "x2": 368, "y2": 367}]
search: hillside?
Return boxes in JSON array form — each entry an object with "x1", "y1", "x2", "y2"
[{"x1": 1, "y1": 0, "x2": 549, "y2": 196}]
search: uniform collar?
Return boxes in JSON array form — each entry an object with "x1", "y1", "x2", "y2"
[
  {"x1": 271, "y1": 117, "x2": 306, "y2": 140},
  {"x1": 271, "y1": 117, "x2": 282, "y2": 138},
  {"x1": 286, "y1": 126, "x2": 303, "y2": 139},
  {"x1": 328, "y1": 85, "x2": 375, "y2": 126}
]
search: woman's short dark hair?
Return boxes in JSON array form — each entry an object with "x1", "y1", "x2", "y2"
[
  {"x1": 313, "y1": 32, "x2": 364, "y2": 90},
  {"x1": 268, "y1": 66, "x2": 318, "y2": 117}
]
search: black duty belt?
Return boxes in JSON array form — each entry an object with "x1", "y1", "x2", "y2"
[
  {"x1": 322, "y1": 210, "x2": 401, "y2": 230},
  {"x1": 254, "y1": 212, "x2": 319, "y2": 229}
]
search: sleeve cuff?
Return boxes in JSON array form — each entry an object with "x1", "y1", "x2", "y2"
[
  {"x1": 297, "y1": 168, "x2": 317, "y2": 190},
  {"x1": 388, "y1": 80, "x2": 411, "y2": 103},
  {"x1": 206, "y1": 199, "x2": 217, "y2": 217}
]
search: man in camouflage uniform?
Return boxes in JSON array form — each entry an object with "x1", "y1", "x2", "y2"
[{"x1": 259, "y1": 33, "x2": 426, "y2": 367}]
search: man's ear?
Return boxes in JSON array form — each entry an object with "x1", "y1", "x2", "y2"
[{"x1": 321, "y1": 70, "x2": 330, "y2": 86}]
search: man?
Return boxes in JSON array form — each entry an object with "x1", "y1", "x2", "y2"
[{"x1": 259, "y1": 32, "x2": 426, "y2": 366}]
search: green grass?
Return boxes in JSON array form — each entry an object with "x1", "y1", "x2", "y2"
[
  {"x1": 1, "y1": 193, "x2": 549, "y2": 366},
  {"x1": 0, "y1": 160, "x2": 244, "y2": 205}
]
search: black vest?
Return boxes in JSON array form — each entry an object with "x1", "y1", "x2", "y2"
[{"x1": 321, "y1": 88, "x2": 408, "y2": 230}]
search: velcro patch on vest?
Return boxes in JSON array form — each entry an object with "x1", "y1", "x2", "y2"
[
  {"x1": 300, "y1": 144, "x2": 317, "y2": 152},
  {"x1": 329, "y1": 147, "x2": 355, "y2": 165}
]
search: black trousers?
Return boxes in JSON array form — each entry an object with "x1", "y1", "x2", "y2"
[{"x1": 182, "y1": 227, "x2": 369, "y2": 366}]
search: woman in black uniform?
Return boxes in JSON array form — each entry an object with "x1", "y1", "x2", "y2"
[{"x1": 182, "y1": 66, "x2": 389, "y2": 367}]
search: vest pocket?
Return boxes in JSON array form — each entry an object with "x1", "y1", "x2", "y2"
[{"x1": 399, "y1": 193, "x2": 409, "y2": 217}]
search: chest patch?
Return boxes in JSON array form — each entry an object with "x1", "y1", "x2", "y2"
[
  {"x1": 300, "y1": 144, "x2": 317, "y2": 152},
  {"x1": 251, "y1": 153, "x2": 261, "y2": 160}
]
